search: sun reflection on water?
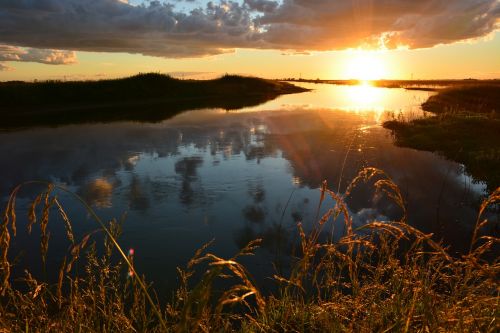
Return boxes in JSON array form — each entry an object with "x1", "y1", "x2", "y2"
[
  {"x1": 344, "y1": 82, "x2": 385, "y2": 111},
  {"x1": 165, "y1": 82, "x2": 430, "y2": 127}
]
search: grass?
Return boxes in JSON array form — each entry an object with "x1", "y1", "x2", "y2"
[
  {"x1": 0, "y1": 168, "x2": 498, "y2": 332},
  {"x1": 0, "y1": 73, "x2": 308, "y2": 130},
  {"x1": 383, "y1": 85, "x2": 500, "y2": 191}
]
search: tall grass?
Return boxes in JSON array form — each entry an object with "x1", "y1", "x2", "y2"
[{"x1": 0, "y1": 168, "x2": 498, "y2": 332}]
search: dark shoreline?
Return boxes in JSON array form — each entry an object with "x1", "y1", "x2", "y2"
[{"x1": 0, "y1": 73, "x2": 308, "y2": 130}]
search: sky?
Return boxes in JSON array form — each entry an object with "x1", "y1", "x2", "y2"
[{"x1": 0, "y1": 0, "x2": 499, "y2": 81}]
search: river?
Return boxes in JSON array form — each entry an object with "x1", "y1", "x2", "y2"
[{"x1": 0, "y1": 82, "x2": 488, "y2": 294}]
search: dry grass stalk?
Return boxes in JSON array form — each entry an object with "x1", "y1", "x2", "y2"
[{"x1": 0, "y1": 168, "x2": 498, "y2": 332}]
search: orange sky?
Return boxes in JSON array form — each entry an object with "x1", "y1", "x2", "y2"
[{"x1": 0, "y1": 0, "x2": 499, "y2": 81}]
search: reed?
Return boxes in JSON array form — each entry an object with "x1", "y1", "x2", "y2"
[{"x1": 0, "y1": 168, "x2": 498, "y2": 332}]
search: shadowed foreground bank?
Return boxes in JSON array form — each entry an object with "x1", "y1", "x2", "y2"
[
  {"x1": 384, "y1": 85, "x2": 500, "y2": 190},
  {"x1": 0, "y1": 169, "x2": 498, "y2": 332},
  {"x1": 0, "y1": 73, "x2": 308, "y2": 130}
]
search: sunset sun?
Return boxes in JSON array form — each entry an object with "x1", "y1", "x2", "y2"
[{"x1": 343, "y1": 51, "x2": 388, "y2": 81}]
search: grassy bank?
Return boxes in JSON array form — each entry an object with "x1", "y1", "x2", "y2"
[
  {"x1": 384, "y1": 85, "x2": 500, "y2": 190},
  {"x1": 0, "y1": 73, "x2": 308, "y2": 130},
  {"x1": 1, "y1": 169, "x2": 498, "y2": 332}
]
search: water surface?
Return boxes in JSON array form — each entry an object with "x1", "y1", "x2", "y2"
[{"x1": 0, "y1": 83, "x2": 489, "y2": 294}]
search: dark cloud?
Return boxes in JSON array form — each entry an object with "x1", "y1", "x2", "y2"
[
  {"x1": 258, "y1": 0, "x2": 500, "y2": 50},
  {"x1": 244, "y1": 0, "x2": 278, "y2": 13},
  {"x1": 0, "y1": 0, "x2": 498, "y2": 67},
  {"x1": 0, "y1": 0, "x2": 258, "y2": 59}
]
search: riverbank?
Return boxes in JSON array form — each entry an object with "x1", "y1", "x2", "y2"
[
  {"x1": 0, "y1": 73, "x2": 308, "y2": 129},
  {"x1": 383, "y1": 85, "x2": 500, "y2": 190}
]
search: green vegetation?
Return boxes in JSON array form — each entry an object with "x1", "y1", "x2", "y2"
[
  {"x1": 384, "y1": 85, "x2": 500, "y2": 190},
  {"x1": 1, "y1": 169, "x2": 498, "y2": 332},
  {"x1": 0, "y1": 73, "x2": 308, "y2": 130}
]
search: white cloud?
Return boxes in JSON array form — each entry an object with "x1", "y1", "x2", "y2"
[{"x1": 0, "y1": 44, "x2": 77, "y2": 70}]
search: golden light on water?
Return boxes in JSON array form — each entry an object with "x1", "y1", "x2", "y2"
[
  {"x1": 344, "y1": 82, "x2": 385, "y2": 111},
  {"x1": 340, "y1": 82, "x2": 389, "y2": 123},
  {"x1": 80, "y1": 178, "x2": 113, "y2": 208}
]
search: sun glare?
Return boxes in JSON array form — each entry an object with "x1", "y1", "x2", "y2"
[
  {"x1": 343, "y1": 51, "x2": 388, "y2": 81},
  {"x1": 344, "y1": 83, "x2": 385, "y2": 112}
]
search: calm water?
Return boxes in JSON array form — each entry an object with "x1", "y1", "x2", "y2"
[{"x1": 0, "y1": 83, "x2": 489, "y2": 294}]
